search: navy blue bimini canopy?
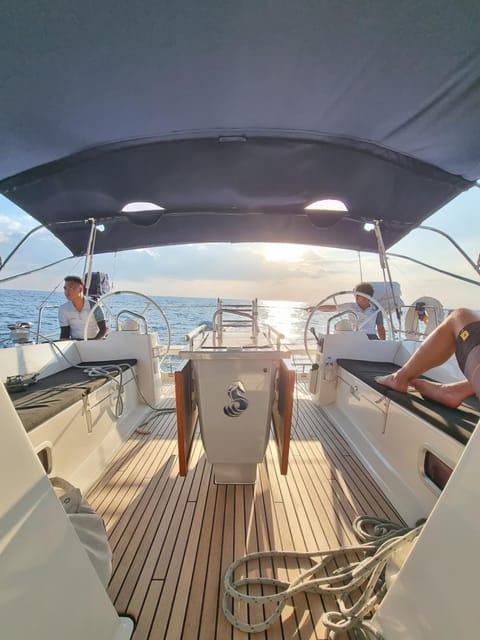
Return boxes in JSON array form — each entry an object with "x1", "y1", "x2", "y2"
[{"x1": 0, "y1": 1, "x2": 479, "y2": 256}]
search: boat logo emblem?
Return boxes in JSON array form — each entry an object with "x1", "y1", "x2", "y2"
[{"x1": 223, "y1": 380, "x2": 249, "y2": 417}]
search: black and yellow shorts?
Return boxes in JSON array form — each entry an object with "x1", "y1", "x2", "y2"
[{"x1": 456, "y1": 321, "x2": 480, "y2": 396}]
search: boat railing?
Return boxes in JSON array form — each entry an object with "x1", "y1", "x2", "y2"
[
  {"x1": 115, "y1": 309, "x2": 148, "y2": 333},
  {"x1": 212, "y1": 298, "x2": 260, "y2": 343},
  {"x1": 184, "y1": 323, "x2": 209, "y2": 349},
  {"x1": 326, "y1": 310, "x2": 359, "y2": 335},
  {"x1": 36, "y1": 303, "x2": 60, "y2": 343},
  {"x1": 263, "y1": 324, "x2": 285, "y2": 350}
]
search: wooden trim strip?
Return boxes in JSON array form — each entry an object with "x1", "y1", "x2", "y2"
[
  {"x1": 175, "y1": 360, "x2": 198, "y2": 476},
  {"x1": 272, "y1": 359, "x2": 296, "y2": 474}
]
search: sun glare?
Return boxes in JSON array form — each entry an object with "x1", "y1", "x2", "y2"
[{"x1": 263, "y1": 244, "x2": 307, "y2": 263}]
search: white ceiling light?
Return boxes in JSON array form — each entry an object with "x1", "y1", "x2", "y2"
[
  {"x1": 121, "y1": 202, "x2": 165, "y2": 226},
  {"x1": 121, "y1": 202, "x2": 165, "y2": 212},
  {"x1": 305, "y1": 199, "x2": 348, "y2": 212}
]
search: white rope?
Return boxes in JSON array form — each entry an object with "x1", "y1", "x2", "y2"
[
  {"x1": 83, "y1": 365, "x2": 125, "y2": 417},
  {"x1": 223, "y1": 517, "x2": 422, "y2": 638}
]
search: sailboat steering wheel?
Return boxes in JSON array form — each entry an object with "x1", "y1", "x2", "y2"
[
  {"x1": 83, "y1": 290, "x2": 171, "y2": 358},
  {"x1": 303, "y1": 289, "x2": 391, "y2": 363}
]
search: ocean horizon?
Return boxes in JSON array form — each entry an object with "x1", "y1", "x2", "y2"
[{"x1": 0, "y1": 288, "x2": 313, "y2": 347}]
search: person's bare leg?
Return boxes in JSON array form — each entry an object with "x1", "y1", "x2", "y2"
[
  {"x1": 375, "y1": 309, "x2": 480, "y2": 392},
  {"x1": 412, "y1": 378, "x2": 475, "y2": 408}
]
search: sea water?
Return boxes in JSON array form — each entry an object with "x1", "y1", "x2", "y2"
[{"x1": 0, "y1": 289, "x2": 328, "y2": 349}]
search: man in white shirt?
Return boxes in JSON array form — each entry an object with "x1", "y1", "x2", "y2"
[
  {"x1": 59, "y1": 275, "x2": 107, "y2": 340},
  {"x1": 306, "y1": 282, "x2": 386, "y2": 340}
]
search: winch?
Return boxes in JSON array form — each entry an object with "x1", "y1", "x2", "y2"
[{"x1": 7, "y1": 321, "x2": 33, "y2": 344}]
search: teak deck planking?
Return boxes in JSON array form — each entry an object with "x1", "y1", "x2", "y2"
[{"x1": 87, "y1": 382, "x2": 402, "y2": 640}]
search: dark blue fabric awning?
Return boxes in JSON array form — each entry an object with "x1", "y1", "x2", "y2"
[{"x1": 0, "y1": 2, "x2": 479, "y2": 255}]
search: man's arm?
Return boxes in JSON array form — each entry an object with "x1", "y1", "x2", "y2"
[
  {"x1": 59, "y1": 326, "x2": 71, "y2": 340},
  {"x1": 305, "y1": 304, "x2": 337, "y2": 313},
  {"x1": 376, "y1": 311, "x2": 386, "y2": 340},
  {"x1": 58, "y1": 305, "x2": 71, "y2": 340},
  {"x1": 93, "y1": 319, "x2": 108, "y2": 340},
  {"x1": 91, "y1": 304, "x2": 107, "y2": 339}
]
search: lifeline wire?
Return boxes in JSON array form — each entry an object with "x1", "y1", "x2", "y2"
[{"x1": 223, "y1": 516, "x2": 421, "y2": 638}]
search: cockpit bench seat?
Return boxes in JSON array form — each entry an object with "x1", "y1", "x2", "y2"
[
  {"x1": 337, "y1": 359, "x2": 480, "y2": 446},
  {"x1": 9, "y1": 359, "x2": 137, "y2": 433}
]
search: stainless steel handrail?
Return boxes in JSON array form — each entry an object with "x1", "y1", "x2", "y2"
[
  {"x1": 326, "y1": 310, "x2": 359, "y2": 335},
  {"x1": 36, "y1": 304, "x2": 60, "y2": 343},
  {"x1": 115, "y1": 309, "x2": 148, "y2": 333}
]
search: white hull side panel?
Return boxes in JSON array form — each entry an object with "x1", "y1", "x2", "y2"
[
  {"x1": 0, "y1": 383, "x2": 129, "y2": 640},
  {"x1": 0, "y1": 341, "x2": 81, "y2": 379},
  {"x1": 28, "y1": 373, "x2": 146, "y2": 493},
  {"x1": 373, "y1": 415, "x2": 480, "y2": 638},
  {"x1": 330, "y1": 369, "x2": 464, "y2": 524}
]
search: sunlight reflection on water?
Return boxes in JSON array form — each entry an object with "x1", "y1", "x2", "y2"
[{"x1": 0, "y1": 290, "x2": 328, "y2": 346}]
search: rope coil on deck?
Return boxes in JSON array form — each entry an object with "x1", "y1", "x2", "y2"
[{"x1": 223, "y1": 516, "x2": 422, "y2": 639}]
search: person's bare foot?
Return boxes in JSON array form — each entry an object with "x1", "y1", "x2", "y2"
[
  {"x1": 374, "y1": 373, "x2": 410, "y2": 393},
  {"x1": 412, "y1": 379, "x2": 474, "y2": 408}
]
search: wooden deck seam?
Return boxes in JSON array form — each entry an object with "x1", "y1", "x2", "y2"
[{"x1": 86, "y1": 382, "x2": 403, "y2": 640}]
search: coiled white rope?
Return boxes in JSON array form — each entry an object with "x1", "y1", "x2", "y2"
[{"x1": 223, "y1": 516, "x2": 422, "y2": 638}]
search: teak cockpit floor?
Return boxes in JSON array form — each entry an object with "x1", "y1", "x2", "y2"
[{"x1": 87, "y1": 382, "x2": 403, "y2": 640}]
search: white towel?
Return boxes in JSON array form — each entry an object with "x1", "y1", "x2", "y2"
[{"x1": 51, "y1": 476, "x2": 112, "y2": 588}]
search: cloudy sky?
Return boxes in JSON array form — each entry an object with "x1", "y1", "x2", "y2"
[{"x1": 0, "y1": 186, "x2": 479, "y2": 308}]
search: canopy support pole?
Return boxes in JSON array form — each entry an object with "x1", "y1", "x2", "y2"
[
  {"x1": 373, "y1": 220, "x2": 402, "y2": 333},
  {"x1": 82, "y1": 219, "x2": 97, "y2": 295}
]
